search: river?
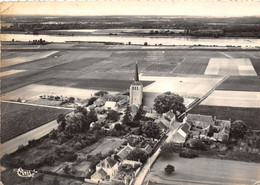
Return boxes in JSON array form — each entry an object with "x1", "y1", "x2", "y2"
[{"x1": 1, "y1": 33, "x2": 260, "y2": 47}]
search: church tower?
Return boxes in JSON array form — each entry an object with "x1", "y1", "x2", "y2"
[{"x1": 130, "y1": 62, "x2": 143, "y2": 107}]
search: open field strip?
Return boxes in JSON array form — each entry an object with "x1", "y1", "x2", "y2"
[
  {"x1": 1, "y1": 84, "x2": 118, "y2": 101},
  {"x1": 219, "y1": 52, "x2": 233, "y2": 58},
  {"x1": 1, "y1": 51, "x2": 59, "y2": 68},
  {"x1": 200, "y1": 90, "x2": 260, "y2": 108},
  {"x1": 0, "y1": 70, "x2": 26, "y2": 77},
  {"x1": 204, "y1": 58, "x2": 257, "y2": 76},
  {"x1": 1, "y1": 100, "x2": 74, "y2": 110},
  {"x1": 141, "y1": 75, "x2": 224, "y2": 98},
  {"x1": 1, "y1": 119, "x2": 58, "y2": 157},
  {"x1": 1, "y1": 102, "x2": 72, "y2": 143}
]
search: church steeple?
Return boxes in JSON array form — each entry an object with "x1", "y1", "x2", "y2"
[{"x1": 134, "y1": 62, "x2": 139, "y2": 82}]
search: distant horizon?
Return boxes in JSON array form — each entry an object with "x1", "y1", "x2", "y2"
[
  {"x1": 2, "y1": 14, "x2": 260, "y2": 18},
  {"x1": 1, "y1": 1, "x2": 260, "y2": 17}
]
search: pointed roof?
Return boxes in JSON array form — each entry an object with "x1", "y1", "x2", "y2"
[{"x1": 134, "y1": 62, "x2": 139, "y2": 82}]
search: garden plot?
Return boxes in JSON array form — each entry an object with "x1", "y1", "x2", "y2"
[
  {"x1": 89, "y1": 138, "x2": 126, "y2": 156},
  {"x1": 1, "y1": 84, "x2": 118, "y2": 102},
  {"x1": 201, "y1": 90, "x2": 260, "y2": 108},
  {"x1": 141, "y1": 75, "x2": 224, "y2": 98},
  {"x1": 204, "y1": 58, "x2": 257, "y2": 76},
  {"x1": 1, "y1": 51, "x2": 59, "y2": 68},
  {"x1": 0, "y1": 70, "x2": 26, "y2": 77}
]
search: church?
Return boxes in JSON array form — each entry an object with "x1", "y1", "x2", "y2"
[{"x1": 129, "y1": 62, "x2": 143, "y2": 107}]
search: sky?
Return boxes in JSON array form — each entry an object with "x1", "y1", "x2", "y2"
[{"x1": 1, "y1": 1, "x2": 260, "y2": 17}]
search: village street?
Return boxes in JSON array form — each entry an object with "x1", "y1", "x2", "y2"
[
  {"x1": 144, "y1": 154, "x2": 260, "y2": 185},
  {"x1": 134, "y1": 122, "x2": 183, "y2": 185}
]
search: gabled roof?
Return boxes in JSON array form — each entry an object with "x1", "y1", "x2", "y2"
[
  {"x1": 104, "y1": 101, "x2": 117, "y2": 108},
  {"x1": 98, "y1": 168, "x2": 107, "y2": 177},
  {"x1": 143, "y1": 144, "x2": 153, "y2": 154},
  {"x1": 117, "y1": 144, "x2": 135, "y2": 160},
  {"x1": 164, "y1": 111, "x2": 175, "y2": 122},
  {"x1": 181, "y1": 122, "x2": 191, "y2": 134},
  {"x1": 156, "y1": 121, "x2": 168, "y2": 130},
  {"x1": 105, "y1": 157, "x2": 117, "y2": 168}
]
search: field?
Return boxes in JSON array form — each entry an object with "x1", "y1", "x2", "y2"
[
  {"x1": 204, "y1": 58, "x2": 257, "y2": 76},
  {"x1": 141, "y1": 75, "x2": 224, "y2": 98},
  {"x1": 1, "y1": 102, "x2": 71, "y2": 143},
  {"x1": 0, "y1": 70, "x2": 26, "y2": 77},
  {"x1": 1, "y1": 51, "x2": 59, "y2": 68},
  {"x1": 189, "y1": 105, "x2": 260, "y2": 129},
  {"x1": 172, "y1": 57, "x2": 209, "y2": 74},
  {"x1": 216, "y1": 76, "x2": 260, "y2": 91},
  {"x1": 145, "y1": 154, "x2": 260, "y2": 185},
  {"x1": 201, "y1": 90, "x2": 260, "y2": 108}
]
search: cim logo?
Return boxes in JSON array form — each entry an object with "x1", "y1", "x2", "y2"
[{"x1": 15, "y1": 167, "x2": 38, "y2": 178}]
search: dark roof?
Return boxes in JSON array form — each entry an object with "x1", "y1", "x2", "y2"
[
  {"x1": 181, "y1": 122, "x2": 191, "y2": 134},
  {"x1": 165, "y1": 111, "x2": 175, "y2": 121},
  {"x1": 105, "y1": 157, "x2": 117, "y2": 168},
  {"x1": 132, "y1": 81, "x2": 142, "y2": 86},
  {"x1": 97, "y1": 168, "x2": 107, "y2": 177},
  {"x1": 117, "y1": 145, "x2": 134, "y2": 159}
]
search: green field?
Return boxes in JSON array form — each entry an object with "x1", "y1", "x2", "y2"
[
  {"x1": 189, "y1": 105, "x2": 260, "y2": 129},
  {"x1": 216, "y1": 76, "x2": 260, "y2": 91},
  {"x1": 1, "y1": 102, "x2": 71, "y2": 143}
]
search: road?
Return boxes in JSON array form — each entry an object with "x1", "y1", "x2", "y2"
[
  {"x1": 144, "y1": 154, "x2": 260, "y2": 185},
  {"x1": 134, "y1": 122, "x2": 183, "y2": 185},
  {"x1": 1, "y1": 119, "x2": 59, "y2": 158}
]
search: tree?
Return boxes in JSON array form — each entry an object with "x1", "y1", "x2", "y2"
[
  {"x1": 230, "y1": 120, "x2": 247, "y2": 139},
  {"x1": 82, "y1": 110, "x2": 98, "y2": 132},
  {"x1": 165, "y1": 164, "x2": 175, "y2": 174},
  {"x1": 114, "y1": 123, "x2": 124, "y2": 131},
  {"x1": 57, "y1": 113, "x2": 66, "y2": 131},
  {"x1": 160, "y1": 142, "x2": 175, "y2": 158},
  {"x1": 153, "y1": 92, "x2": 186, "y2": 114},
  {"x1": 94, "y1": 91, "x2": 108, "y2": 97},
  {"x1": 107, "y1": 110, "x2": 120, "y2": 122},
  {"x1": 52, "y1": 177, "x2": 60, "y2": 185},
  {"x1": 63, "y1": 165, "x2": 70, "y2": 174},
  {"x1": 122, "y1": 105, "x2": 132, "y2": 125},
  {"x1": 142, "y1": 122, "x2": 160, "y2": 140},
  {"x1": 127, "y1": 149, "x2": 148, "y2": 163},
  {"x1": 133, "y1": 106, "x2": 145, "y2": 122},
  {"x1": 87, "y1": 97, "x2": 98, "y2": 106}
]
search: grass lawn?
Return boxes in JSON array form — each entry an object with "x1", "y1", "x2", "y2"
[
  {"x1": 189, "y1": 105, "x2": 260, "y2": 129},
  {"x1": 216, "y1": 76, "x2": 260, "y2": 91},
  {"x1": 1, "y1": 102, "x2": 71, "y2": 143}
]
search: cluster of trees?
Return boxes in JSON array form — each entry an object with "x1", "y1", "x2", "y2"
[{"x1": 153, "y1": 92, "x2": 186, "y2": 115}]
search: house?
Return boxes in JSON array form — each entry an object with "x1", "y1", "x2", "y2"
[
  {"x1": 163, "y1": 110, "x2": 176, "y2": 126},
  {"x1": 91, "y1": 168, "x2": 108, "y2": 182},
  {"x1": 155, "y1": 119, "x2": 169, "y2": 132},
  {"x1": 104, "y1": 101, "x2": 117, "y2": 110},
  {"x1": 117, "y1": 144, "x2": 135, "y2": 160},
  {"x1": 213, "y1": 127, "x2": 230, "y2": 142},
  {"x1": 95, "y1": 157, "x2": 119, "y2": 178},
  {"x1": 186, "y1": 114, "x2": 214, "y2": 128},
  {"x1": 171, "y1": 122, "x2": 191, "y2": 144},
  {"x1": 141, "y1": 144, "x2": 153, "y2": 155}
]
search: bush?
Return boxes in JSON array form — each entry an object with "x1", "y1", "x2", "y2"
[
  {"x1": 165, "y1": 164, "x2": 175, "y2": 174},
  {"x1": 63, "y1": 165, "x2": 70, "y2": 174},
  {"x1": 107, "y1": 110, "x2": 120, "y2": 122},
  {"x1": 179, "y1": 148, "x2": 199, "y2": 158},
  {"x1": 160, "y1": 143, "x2": 175, "y2": 158},
  {"x1": 94, "y1": 91, "x2": 108, "y2": 97}
]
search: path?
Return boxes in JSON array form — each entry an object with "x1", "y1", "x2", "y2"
[
  {"x1": 219, "y1": 52, "x2": 233, "y2": 58},
  {"x1": 0, "y1": 119, "x2": 60, "y2": 158},
  {"x1": 134, "y1": 122, "x2": 182, "y2": 185}
]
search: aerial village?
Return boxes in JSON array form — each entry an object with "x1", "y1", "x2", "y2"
[{"x1": 2, "y1": 62, "x2": 259, "y2": 185}]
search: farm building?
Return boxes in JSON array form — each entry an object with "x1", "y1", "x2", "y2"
[
  {"x1": 170, "y1": 122, "x2": 191, "y2": 144},
  {"x1": 104, "y1": 101, "x2": 117, "y2": 110},
  {"x1": 117, "y1": 144, "x2": 135, "y2": 160},
  {"x1": 186, "y1": 113, "x2": 215, "y2": 128}
]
